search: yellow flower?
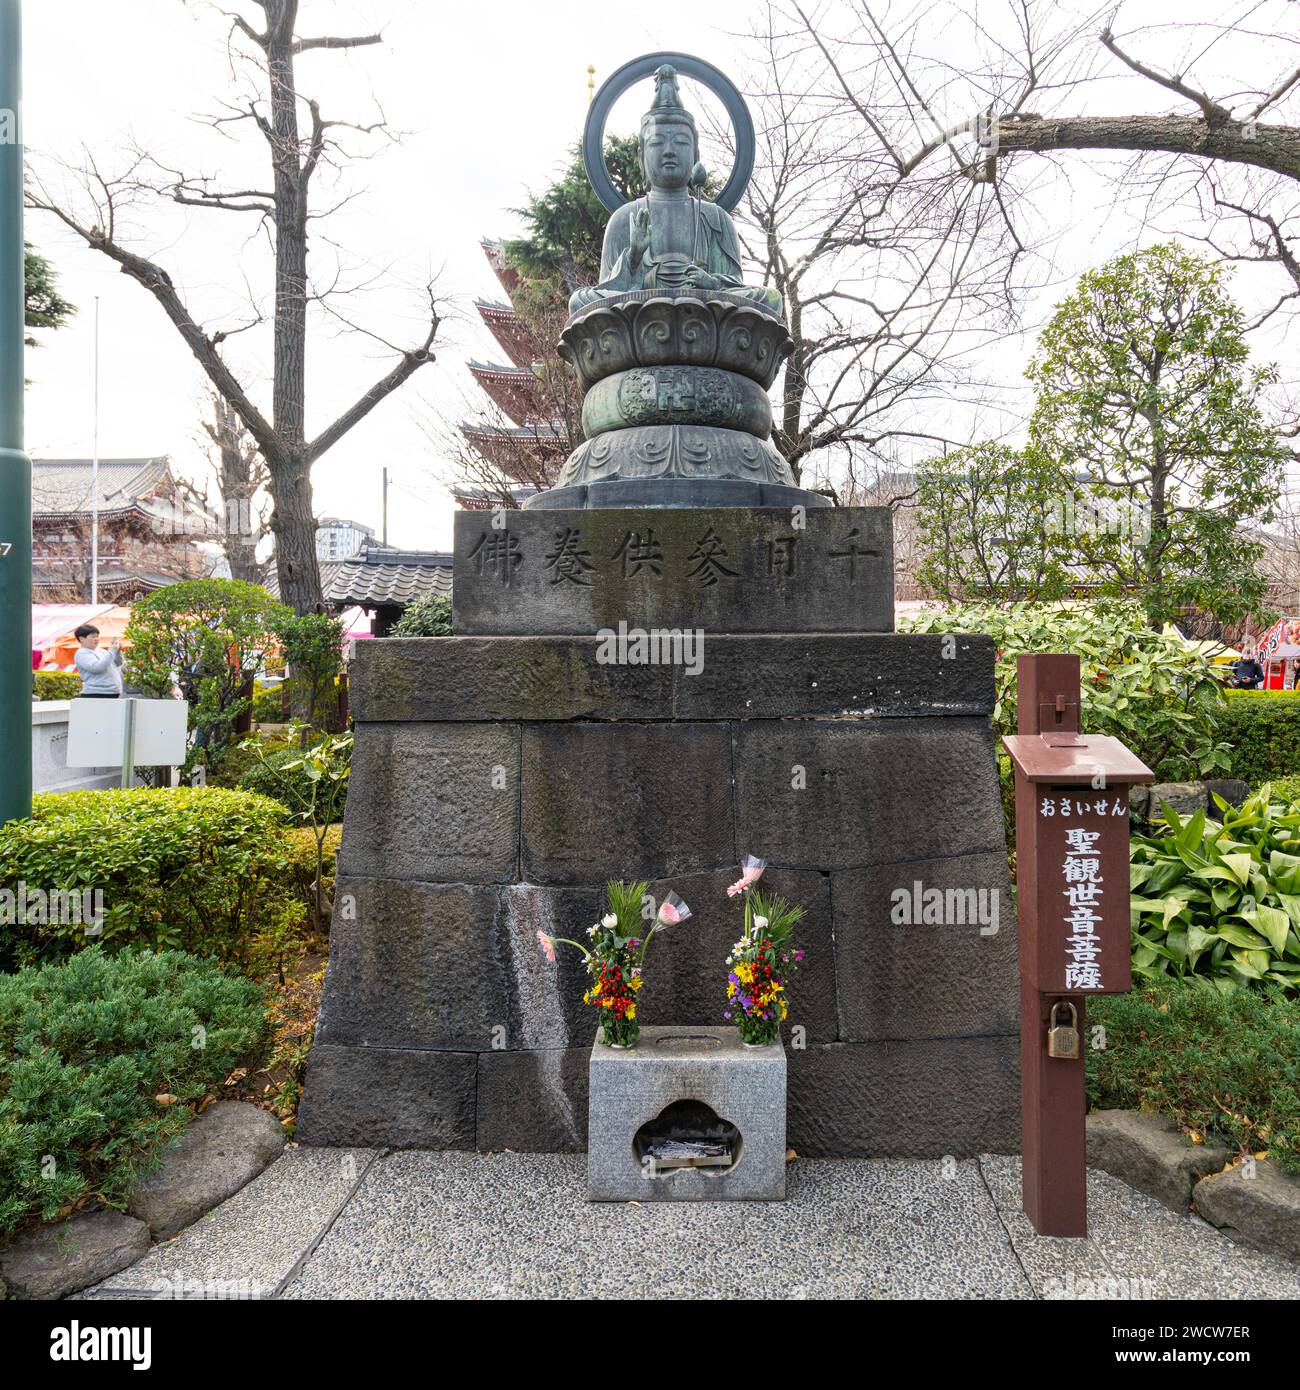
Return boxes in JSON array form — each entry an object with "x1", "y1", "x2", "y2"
[{"x1": 626, "y1": 1004, "x2": 636, "y2": 1020}]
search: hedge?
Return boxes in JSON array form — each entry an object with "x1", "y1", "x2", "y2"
[
  {"x1": 0, "y1": 946, "x2": 267, "y2": 1239},
  {"x1": 1088, "y1": 979, "x2": 1300, "y2": 1174},
  {"x1": 0, "y1": 787, "x2": 303, "y2": 973},
  {"x1": 32, "y1": 670, "x2": 81, "y2": 701},
  {"x1": 1219, "y1": 690, "x2": 1300, "y2": 784}
]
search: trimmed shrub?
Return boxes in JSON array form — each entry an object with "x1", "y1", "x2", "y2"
[
  {"x1": 1088, "y1": 978, "x2": 1300, "y2": 1174},
  {"x1": 1129, "y1": 787, "x2": 1300, "y2": 993},
  {"x1": 32, "y1": 670, "x2": 81, "y2": 701},
  {"x1": 251, "y1": 680, "x2": 291, "y2": 724},
  {"x1": 899, "y1": 600, "x2": 1231, "y2": 780},
  {"x1": 1219, "y1": 690, "x2": 1300, "y2": 784},
  {"x1": 0, "y1": 946, "x2": 268, "y2": 1239},
  {"x1": 0, "y1": 787, "x2": 301, "y2": 972}
]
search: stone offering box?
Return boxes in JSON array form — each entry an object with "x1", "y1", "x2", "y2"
[{"x1": 588, "y1": 1026, "x2": 786, "y2": 1202}]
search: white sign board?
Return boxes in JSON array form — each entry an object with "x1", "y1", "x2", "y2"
[{"x1": 67, "y1": 698, "x2": 190, "y2": 768}]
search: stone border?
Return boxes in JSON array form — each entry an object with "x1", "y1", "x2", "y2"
[
  {"x1": 0, "y1": 1102, "x2": 285, "y2": 1300},
  {"x1": 1086, "y1": 1108, "x2": 1300, "y2": 1262}
]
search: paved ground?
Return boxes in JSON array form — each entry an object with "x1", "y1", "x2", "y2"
[{"x1": 81, "y1": 1149, "x2": 1300, "y2": 1300}]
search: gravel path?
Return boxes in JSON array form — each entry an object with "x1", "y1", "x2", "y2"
[{"x1": 82, "y1": 1149, "x2": 1300, "y2": 1301}]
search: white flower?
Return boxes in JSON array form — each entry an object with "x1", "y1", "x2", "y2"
[
  {"x1": 602, "y1": 913, "x2": 617, "y2": 929},
  {"x1": 587, "y1": 925, "x2": 598, "y2": 937},
  {"x1": 754, "y1": 915, "x2": 769, "y2": 930},
  {"x1": 725, "y1": 955, "x2": 733, "y2": 965}
]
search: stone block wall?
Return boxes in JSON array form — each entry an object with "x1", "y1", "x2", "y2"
[{"x1": 297, "y1": 633, "x2": 1021, "y2": 1157}]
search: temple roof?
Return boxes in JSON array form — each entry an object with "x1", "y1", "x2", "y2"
[
  {"x1": 264, "y1": 547, "x2": 453, "y2": 610},
  {"x1": 474, "y1": 299, "x2": 534, "y2": 368},
  {"x1": 467, "y1": 359, "x2": 546, "y2": 426}
]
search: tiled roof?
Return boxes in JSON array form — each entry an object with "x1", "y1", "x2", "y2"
[
  {"x1": 31, "y1": 457, "x2": 171, "y2": 515},
  {"x1": 264, "y1": 548, "x2": 453, "y2": 608}
]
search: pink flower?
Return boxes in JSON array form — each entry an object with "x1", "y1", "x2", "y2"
[
  {"x1": 657, "y1": 892, "x2": 692, "y2": 926},
  {"x1": 536, "y1": 930, "x2": 556, "y2": 964},
  {"x1": 726, "y1": 857, "x2": 766, "y2": 897}
]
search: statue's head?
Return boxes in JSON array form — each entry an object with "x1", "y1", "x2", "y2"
[{"x1": 639, "y1": 64, "x2": 698, "y2": 191}]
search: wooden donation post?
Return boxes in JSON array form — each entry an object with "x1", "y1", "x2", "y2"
[{"x1": 1004, "y1": 654, "x2": 1154, "y2": 1237}]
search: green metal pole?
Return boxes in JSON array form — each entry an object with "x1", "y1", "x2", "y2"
[{"x1": 0, "y1": 0, "x2": 32, "y2": 825}]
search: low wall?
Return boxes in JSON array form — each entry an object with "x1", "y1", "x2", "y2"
[{"x1": 32, "y1": 701, "x2": 118, "y2": 794}]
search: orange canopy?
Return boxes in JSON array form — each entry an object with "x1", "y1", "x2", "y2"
[{"x1": 37, "y1": 604, "x2": 133, "y2": 671}]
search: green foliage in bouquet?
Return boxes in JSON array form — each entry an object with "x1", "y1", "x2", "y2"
[
  {"x1": 1129, "y1": 787, "x2": 1300, "y2": 993},
  {"x1": 725, "y1": 888, "x2": 806, "y2": 1046}
]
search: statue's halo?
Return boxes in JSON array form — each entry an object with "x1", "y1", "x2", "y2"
[{"x1": 582, "y1": 51, "x2": 756, "y2": 215}]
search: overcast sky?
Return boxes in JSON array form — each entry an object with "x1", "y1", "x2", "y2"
[{"x1": 19, "y1": 1, "x2": 1299, "y2": 552}]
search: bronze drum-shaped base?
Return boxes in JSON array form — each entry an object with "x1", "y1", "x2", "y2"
[
  {"x1": 528, "y1": 423, "x2": 831, "y2": 511},
  {"x1": 531, "y1": 292, "x2": 827, "y2": 510}
]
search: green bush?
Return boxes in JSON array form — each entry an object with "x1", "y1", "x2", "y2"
[
  {"x1": 0, "y1": 787, "x2": 302, "y2": 973},
  {"x1": 0, "y1": 946, "x2": 268, "y2": 1239},
  {"x1": 251, "y1": 680, "x2": 291, "y2": 724},
  {"x1": 899, "y1": 600, "x2": 1230, "y2": 780},
  {"x1": 32, "y1": 670, "x2": 81, "y2": 701},
  {"x1": 1219, "y1": 690, "x2": 1300, "y2": 784},
  {"x1": 239, "y1": 742, "x2": 350, "y2": 825},
  {"x1": 1129, "y1": 787, "x2": 1300, "y2": 992},
  {"x1": 1088, "y1": 978, "x2": 1300, "y2": 1174},
  {"x1": 391, "y1": 592, "x2": 452, "y2": 637}
]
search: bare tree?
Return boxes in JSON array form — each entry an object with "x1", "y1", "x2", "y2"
[
  {"x1": 784, "y1": 1, "x2": 1300, "y2": 323},
  {"x1": 706, "y1": 8, "x2": 1044, "y2": 494},
  {"x1": 199, "y1": 391, "x2": 268, "y2": 584},
  {"x1": 27, "y1": 0, "x2": 441, "y2": 614}
]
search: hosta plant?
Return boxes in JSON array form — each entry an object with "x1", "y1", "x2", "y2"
[{"x1": 1129, "y1": 787, "x2": 1300, "y2": 992}]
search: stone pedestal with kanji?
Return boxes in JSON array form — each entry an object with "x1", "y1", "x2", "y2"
[{"x1": 297, "y1": 545, "x2": 1021, "y2": 1154}]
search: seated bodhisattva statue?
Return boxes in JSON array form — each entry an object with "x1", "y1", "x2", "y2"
[{"x1": 569, "y1": 64, "x2": 781, "y2": 316}]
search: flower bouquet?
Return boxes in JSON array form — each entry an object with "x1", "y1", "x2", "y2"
[
  {"x1": 537, "y1": 880, "x2": 691, "y2": 1048},
  {"x1": 724, "y1": 858, "x2": 806, "y2": 1047}
]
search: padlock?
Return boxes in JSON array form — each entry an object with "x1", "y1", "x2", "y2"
[{"x1": 1046, "y1": 1001, "x2": 1079, "y2": 1059}]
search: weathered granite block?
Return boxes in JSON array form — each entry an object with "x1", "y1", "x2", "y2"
[
  {"x1": 831, "y1": 852, "x2": 1017, "y2": 1042},
  {"x1": 316, "y1": 879, "x2": 509, "y2": 1049},
  {"x1": 295, "y1": 1044, "x2": 477, "y2": 1149},
  {"x1": 733, "y1": 718, "x2": 1007, "y2": 869},
  {"x1": 477, "y1": 1047, "x2": 590, "y2": 1152},
  {"x1": 588, "y1": 1026, "x2": 786, "y2": 1201},
  {"x1": 453, "y1": 506, "x2": 893, "y2": 636},
  {"x1": 787, "y1": 1037, "x2": 1020, "y2": 1157},
  {"x1": 521, "y1": 722, "x2": 735, "y2": 884},
  {"x1": 338, "y1": 723, "x2": 519, "y2": 882},
  {"x1": 349, "y1": 633, "x2": 996, "y2": 724}
]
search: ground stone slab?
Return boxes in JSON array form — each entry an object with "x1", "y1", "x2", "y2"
[
  {"x1": 126, "y1": 1102, "x2": 285, "y2": 1241},
  {"x1": 1086, "y1": 1110, "x2": 1230, "y2": 1213},
  {"x1": 0, "y1": 1209, "x2": 150, "y2": 1300},
  {"x1": 1193, "y1": 1160, "x2": 1300, "y2": 1262}
]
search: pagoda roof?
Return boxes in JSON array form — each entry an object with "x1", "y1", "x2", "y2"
[{"x1": 467, "y1": 358, "x2": 546, "y2": 426}]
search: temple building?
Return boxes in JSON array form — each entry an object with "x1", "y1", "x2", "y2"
[
  {"x1": 449, "y1": 240, "x2": 573, "y2": 509},
  {"x1": 31, "y1": 456, "x2": 223, "y2": 602}
]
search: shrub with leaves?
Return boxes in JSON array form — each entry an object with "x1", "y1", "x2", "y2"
[
  {"x1": 0, "y1": 946, "x2": 268, "y2": 1239},
  {"x1": 900, "y1": 599, "x2": 1231, "y2": 781},
  {"x1": 1088, "y1": 978, "x2": 1300, "y2": 1174},
  {"x1": 125, "y1": 578, "x2": 290, "y2": 772},
  {"x1": 1129, "y1": 788, "x2": 1300, "y2": 993},
  {"x1": 272, "y1": 611, "x2": 342, "y2": 728},
  {"x1": 1218, "y1": 690, "x2": 1300, "y2": 785},
  {"x1": 391, "y1": 592, "x2": 452, "y2": 637},
  {"x1": 32, "y1": 670, "x2": 81, "y2": 701},
  {"x1": 0, "y1": 787, "x2": 303, "y2": 974},
  {"x1": 239, "y1": 728, "x2": 351, "y2": 932}
]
